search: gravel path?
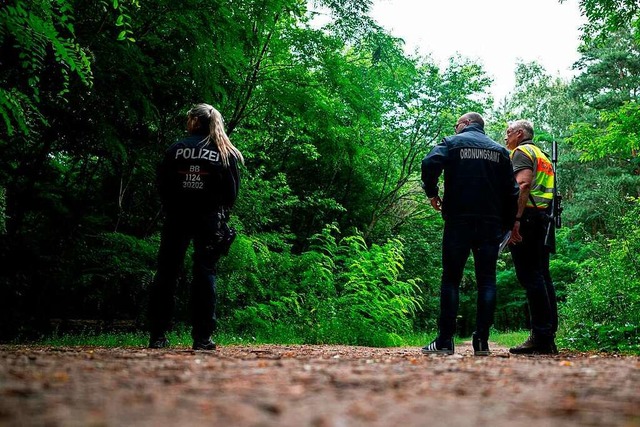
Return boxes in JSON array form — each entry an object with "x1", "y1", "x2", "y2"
[{"x1": 1, "y1": 343, "x2": 639, "y2": 426}]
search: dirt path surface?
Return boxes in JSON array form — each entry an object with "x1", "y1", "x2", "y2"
[{"x1": 1, "y1": 343, "x2": 639, "y2": 427}]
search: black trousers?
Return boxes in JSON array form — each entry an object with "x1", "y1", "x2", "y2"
[
  {"x1": 510, "y1": 210, "x2": 558, "y2": 338},
  {"x1": 148, "y1": 211, "x2": 224, "y2": 340},
  {"x1": 439, "y1": 218, "x2": 503, "y2": 341}
]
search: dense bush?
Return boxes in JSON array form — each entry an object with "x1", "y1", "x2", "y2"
[
  {"x1": 73, "y1": 232, "x2": 158, "y2": 322},
  {"x1": 561, "y1": 198, "x2": 640, "y2": 352}
]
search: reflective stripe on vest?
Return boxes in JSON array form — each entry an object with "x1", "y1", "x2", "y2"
[{"x1": 511, "y1": 144, "x2": 554, "y2": 209}]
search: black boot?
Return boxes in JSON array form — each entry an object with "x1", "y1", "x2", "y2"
[
  {"x1": 149, "y1": 335, "x2": 169, "y2": 349},
  {"x1": 192, "y1": 337, "x2": 216, "y2": 351},
  {"x1": 509, "y1": 333, "x2": 557, "y2": 355},
  {"x1": 472, "y1": 332, "x2": 490, "y2": 356}
]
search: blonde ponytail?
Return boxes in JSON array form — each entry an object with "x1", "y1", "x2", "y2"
[{"x1": 187, "y1": 103, "x2": 244, "y2": 168}]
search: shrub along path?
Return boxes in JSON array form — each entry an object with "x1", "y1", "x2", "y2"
[{"x1": 1, "y1": 343, "x2": 639, "y2": 426}]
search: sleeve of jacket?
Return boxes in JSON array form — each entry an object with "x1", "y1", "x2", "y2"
[
  {"x1": 222, "y1": 156, "x2": 240, "y2": 210},
  {"x1": 421, "y1": 139, "x2": 449, "y2": 198},
  {"x1": 501, "y1": 152, "x2": 520, "y2": 229}
]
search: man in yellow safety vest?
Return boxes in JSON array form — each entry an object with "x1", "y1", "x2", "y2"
[{"x1": 505, "y1": 119, "x2": 558, "y2": 354}]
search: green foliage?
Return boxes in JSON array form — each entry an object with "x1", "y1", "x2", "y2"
[
  {"x1": 0, "y1": 0, "x2": 92, "y2": 136},
  {"x1": 487, "y1": 330, "x2": 531, "y2": 348},
  {"x1": 111, "y1": 0, "x2": 139, "y2": 42},
  {"x1": 74, "y1": 232, "x2": 158, "y2": 320},
  {"x1": 392, "y1": 214, "x2": 443, "y2": 331},
  {"x1": 495, "y1": 261, "x2": 527, "y2": 331},
  {"x1": 39, "y1": 331, "x2": 148, "y2": 347},
  {"x1": 0, "y1": 88, "x2": 46, "y2": 136},
  {"x1": 37, "y1": 329, "x2": 538, "y2": 349},
  {"x1": 490, "y1": 60, "x2": 585, "y2": 140},
  {"x1": 571, "y1": 24, "x2": 640, "y2": 110},
  {"x1": 570, "y1": 101, "x2": 640, "y2": 161},
  {"x1": 302, "y1": 226, "x2": 422, "y2": 345},
  {"x1": 0, "y1": 186, "x2": 5, "y2": 234},
  {"x1": 330, "y1": 230, "x2": 422, "y2": 336},
  {"x1": 563, "y1": 163, "x2": 640, "y2": 236},
  {"x1": 220, "y1": 225, "x2": 422, "y2": 346},
  {"x1": 232, "y1": 167, "x2": 301, "y2": 234},
  {"x1": 230, "y1": 10, "x2": 494, "y2": 243},
  {"x1": 560, "y1": 198, "x2": 640, "y2": 353},
  {"x1": 567, "y1": 0, "x2": 640, "y2": 44}
]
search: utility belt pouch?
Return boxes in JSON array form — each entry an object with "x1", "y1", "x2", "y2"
[
  {"x1": 218, "y1": 223, "x2": 236, "y2": 256},
  {"x1": 214, "y1": 207, "x2": 236, "y2": 256}
]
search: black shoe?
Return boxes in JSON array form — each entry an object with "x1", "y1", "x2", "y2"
[
  {"x1": 509, "y1": 333, "x2": 557, "y2": 355},
  {"x1": 422, "y1": 337, "x2": 454, "y2": 355},
  {"x1": 192, "y1": 338, "x2": 216, "y2": 351},
  {"x1": 472, "y1": 332, "x2": 490, "y2": 356},
  {"x1": 148, "y1": 336, "x2": 169, "y2": 349}
]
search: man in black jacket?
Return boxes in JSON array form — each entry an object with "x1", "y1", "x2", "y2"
[{"x1": 421, "y1": 112, "x2": 519, "y2": 356}]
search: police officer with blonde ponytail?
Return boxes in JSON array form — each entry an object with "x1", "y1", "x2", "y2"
[
  {"x1": 148, "y1": 103, "x2": 244, "y2": 350},
  {"x1": 505, "y1": 119, "x2": 558, "y2": 354}
]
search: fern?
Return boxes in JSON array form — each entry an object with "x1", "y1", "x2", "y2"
[
  {"x1": 306, "y1": 225, "x2": 422, "y2": 340},
  {"x1": 217, "y1": 224, "x2": 421, "y2": 345},
  {"x1": 0, "y1": 88, "x2": 47, "y2": 136}
]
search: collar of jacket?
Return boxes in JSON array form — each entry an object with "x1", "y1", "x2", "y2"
[
  {"x1": 459, "y1": 123, "x2": 485, "y2": 135},
  {"x1": 518, "y1": 139, "x2": 534, "y2": 146}
]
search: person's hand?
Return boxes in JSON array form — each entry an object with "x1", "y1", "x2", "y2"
[
  {"x1": 509, "y1": 220, "x2": 522, "y2": 244},
  {"x1": 430, "y1": 196, "x2": 442, "y2": 211}
]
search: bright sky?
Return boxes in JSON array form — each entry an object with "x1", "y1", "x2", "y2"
[{"x1": 369, "y1": 0, "x2": 588, "y2": 103}]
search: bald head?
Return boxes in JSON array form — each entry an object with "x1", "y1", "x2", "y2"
[{"x1": 460, "y1": 112, "x2": 485, "y2": 129}]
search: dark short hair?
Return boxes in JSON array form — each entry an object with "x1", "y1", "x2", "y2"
[{"x1": 464, "y1": 112, "x2": 485, "y2": 128}]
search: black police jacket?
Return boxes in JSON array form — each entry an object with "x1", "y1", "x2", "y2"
[
  {"x1": 157, "y1": 133, "x2": 240, "y2": 214},
  {"x1": 421, "y1": 123, "x2": 519, "y2": 227}
]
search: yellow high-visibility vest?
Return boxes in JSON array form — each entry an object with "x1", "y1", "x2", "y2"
[{"x1": 511, "y1": 143, "x2": 554, "y2": 209}]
